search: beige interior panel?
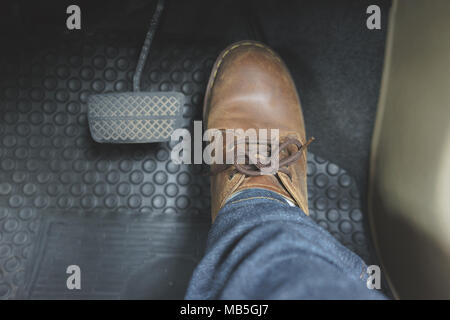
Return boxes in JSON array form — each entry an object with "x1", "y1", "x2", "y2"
[{"x1": 369, "y1": 0, "x2": 450, "y2": 299}]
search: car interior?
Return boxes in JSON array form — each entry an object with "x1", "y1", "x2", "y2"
[{"x1": 0, "y1": 0, "x2": 449, "y2": 300}]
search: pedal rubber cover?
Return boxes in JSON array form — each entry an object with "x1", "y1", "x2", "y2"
[{"x1": 88, "y1": 91, "x2": 184, "y2": 143}]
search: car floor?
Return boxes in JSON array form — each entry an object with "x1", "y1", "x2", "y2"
[{"x1": 0, "y1": 0, "x2": 390, "y2": 299}]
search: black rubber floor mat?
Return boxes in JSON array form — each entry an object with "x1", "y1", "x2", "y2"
[
  {"x1": 0, "y1": 33, "x2": 370, "y2": 299},
  {"x1": 20, "y1": 212, "x2": 209, "y2": 299}
]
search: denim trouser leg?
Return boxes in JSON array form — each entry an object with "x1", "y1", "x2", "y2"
[{"x1": 185, "y1": 188, "x2": 386, "y2": 299}]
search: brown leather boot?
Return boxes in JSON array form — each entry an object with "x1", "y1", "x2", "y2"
[{"x1": 204, "y1": 40, "x2": 312, "y2": 222}]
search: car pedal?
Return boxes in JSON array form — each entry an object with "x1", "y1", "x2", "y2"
[
  {"x1": 87, "y1": 0, "x2": 184, "y2": 144},
  {"x1": 87, "y1": 92, "x2": 184, "y2": 143}
]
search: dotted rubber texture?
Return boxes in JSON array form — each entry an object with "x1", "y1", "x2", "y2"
[{"x1": 0, "y1": 33, "x2": 370, "y2": 299}]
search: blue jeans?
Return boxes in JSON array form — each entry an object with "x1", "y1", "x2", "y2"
[{"x1": 185, "y1": 188, "x2": 386, "y2": 299}]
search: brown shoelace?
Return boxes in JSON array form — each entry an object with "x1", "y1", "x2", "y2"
[{"x1": 210, "y1": 136, "x2": 314, "y2": 179}]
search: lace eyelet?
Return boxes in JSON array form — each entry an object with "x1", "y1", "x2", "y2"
[{"x1": 209, "y1": 137, "x2": 314, "y2": 178}]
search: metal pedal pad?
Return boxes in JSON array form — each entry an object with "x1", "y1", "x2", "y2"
[{"x1": 87, "y1": 92, "x2": 184, "y2": 143}]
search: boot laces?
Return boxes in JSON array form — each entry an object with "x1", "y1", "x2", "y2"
[{"x1": 210, "y1": 136, "x2": 314, "y2": 179}]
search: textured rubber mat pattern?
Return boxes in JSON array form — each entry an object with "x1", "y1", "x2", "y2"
[
  {"x1": 22, "y1": 213, "x2": 209, "y2": 299},
  {"x1": 0, "y1": 34, "x2": 369, "y2": 299}
]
